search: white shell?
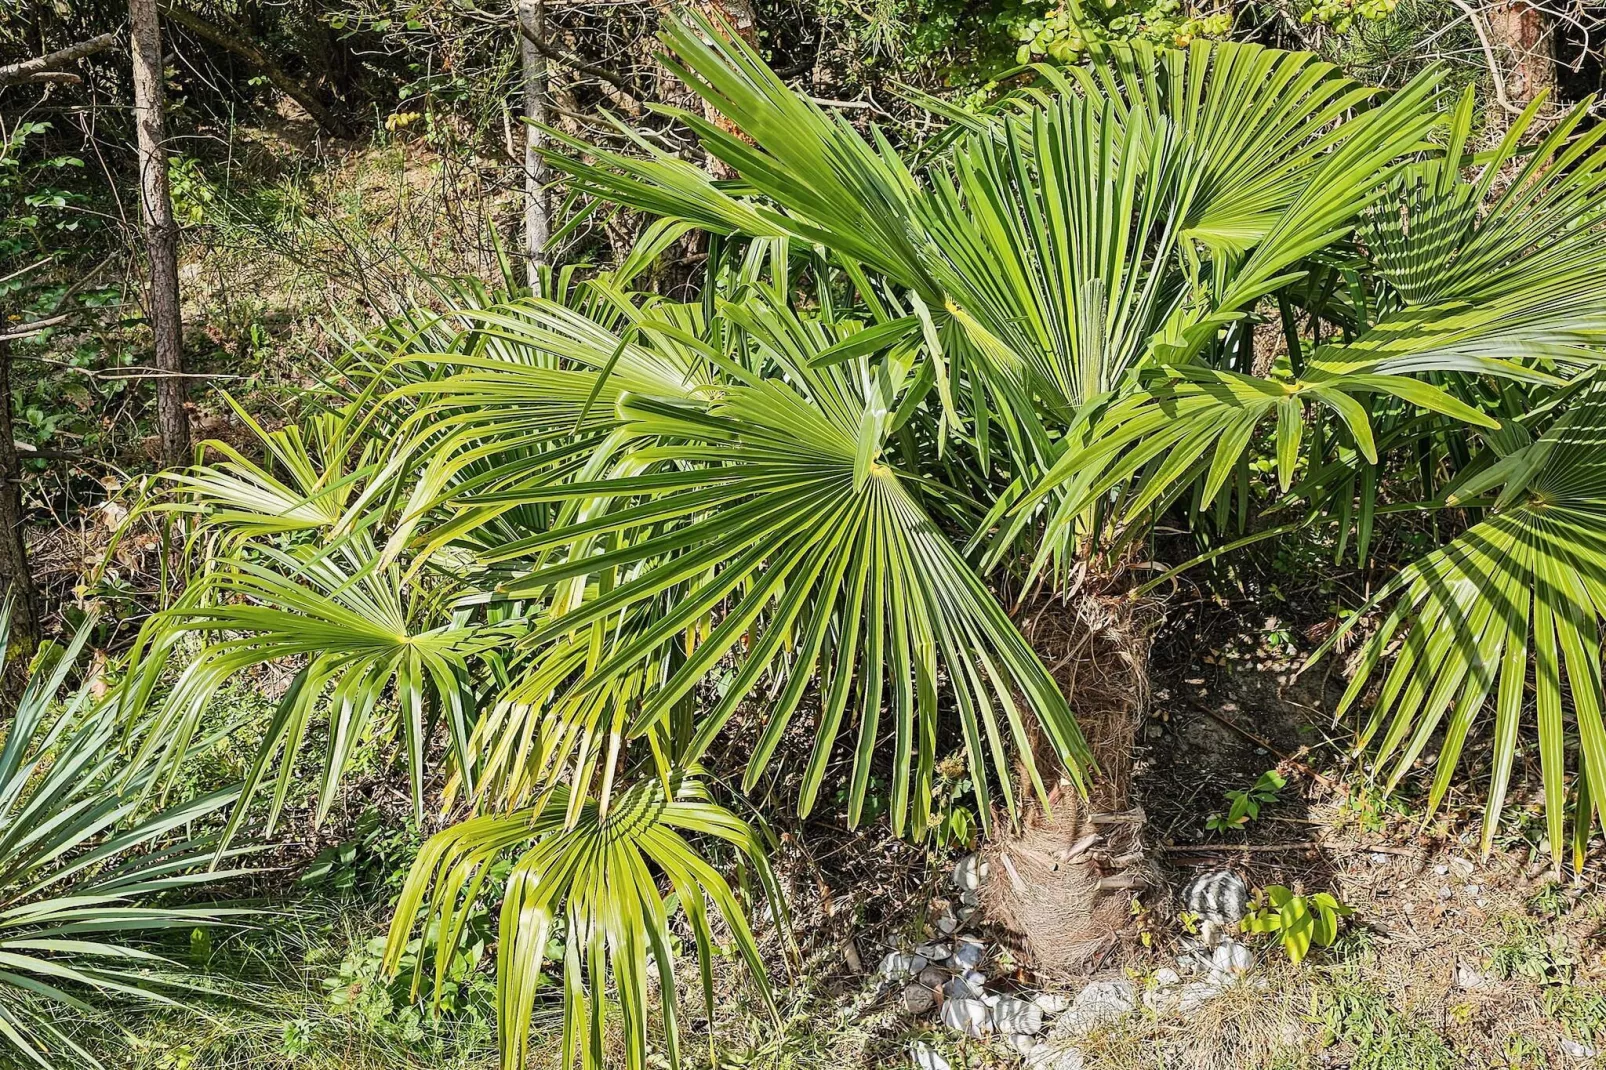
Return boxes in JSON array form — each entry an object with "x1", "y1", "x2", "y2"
[
  {"x1": 993, "y1": 996, "x2": 1045, "y2": 1035},
  {"x1": 940, "y1": 996, "x2": 992, "y2": 1037}
]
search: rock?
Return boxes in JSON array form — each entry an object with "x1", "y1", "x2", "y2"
[
  {"x1": 950, "y1": 938, "x2": 986, "y2": 971},
  {"x1": 1026, "y1": 1045, "x2": 1085, "y2": 1070},
  {"x1": 1561, "y1": 1036, "x2": 1596, "y2": 1060},
  {"x1": 1181, "y1": 870, "x2": 1249, "y2": 926},
  {"x1": 1177, "y1": 944, "x2": 1215, "y2": 977},
  {"x1": 940, "y1": 996, "x2": 992, "y2": 1037},
  {"x1": 1031, "y1": 990, "x2": 1072, "y2": 1016},
  {"x1": 915, "y1": 941, "x2": 953, "y2": 961},
  {"x1": 1211, "y1": 939, "x2": 1253, "y2": 976},
  {"x1": 910, "y1": 1041, "x2": 951, "y2": 1070},
  {"x1": 1143, "y1": 968, "x2": 1185, "y2": 1012},
  {"x1": 918, "y1": 966, "x2": 948, "y2": 988},
  {"x1": 1177, "y1": 980, "x2": 1222, "y2": 1014},
  {"x1": 954, "y1": 854, "x2": 988, "y2": 892},
  {"x1": 943, "y1": 975, "x2": 983, "y2": 1001},
  {"x1": 1054, "y1": 978, "x2": 1136, "y2": 1036},
  {"x1": 993, "y1": 996, "x2": 1045, "y2": 1035},
  {"x1": 1007, "y1": 1033, "x2": 1043, "y2": 1055},
  {"x1": 962, "y1": 969, "x2": 986, "y2": 986},
  {"x1": 935, "y1": 912, "x2": 959, "y2": 934},
  {"x1": 879, "y1": 951, "x2": 928, "y2": 980},
  {"x1": 1433, "y1": 864, "x2": 1449, "y2": 876},
  {"x1": 901, "y1": 981, "x2": 936, "y2": 1016},
  {"x1": 1455, "y1": 963, "x2": 1489, "y2": 990}
]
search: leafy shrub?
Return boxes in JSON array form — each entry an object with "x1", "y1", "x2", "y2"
[{"x1": 1244, "y1": 885, "x2": 1352, "y2": 963}]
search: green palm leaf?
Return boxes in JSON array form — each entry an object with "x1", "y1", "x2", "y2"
[
  {"x1": 385, "y1": 778, "x2": 783, "y2": 1070},
  {"x1": 1320, "y1": 385, "x2": 1606, "y2": 870},
  {"x1": 0, "y1": 599, "x2": 253, "y2": 1069}
]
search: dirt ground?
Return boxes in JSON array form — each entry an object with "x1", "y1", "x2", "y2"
[{"x1": 709, "y1": 590, "x2": 1606, "y2": 1070}]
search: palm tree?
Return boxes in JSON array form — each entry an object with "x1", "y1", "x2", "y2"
[{"x1": 120, "y1": 16, "x2": 1606, "y2": 1067}]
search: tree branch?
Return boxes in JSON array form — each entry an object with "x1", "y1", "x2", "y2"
[
  {"x1": 512, "y1": 18, "x2": 637, "y2": 104},
  {"x1": 158, "y1": 4, "x2": 354, "y2": 137},
  {"x1": 0, "y1": 31, "x2": 118, "y2": 87}
]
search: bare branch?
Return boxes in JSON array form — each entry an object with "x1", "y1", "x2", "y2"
[
  {"x1": 0, "y1": 31, "x2": 118, "y2": 87},
  {"x1": 158, "y1": 4, "x2": 354, "y2": 137}
]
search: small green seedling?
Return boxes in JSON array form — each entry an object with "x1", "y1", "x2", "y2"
[
  {"x1": 1206, "y1": 769, "x2": 1287, "y2": 831},
  {"x1": 1244, "y1": 885, "x2": 1352, "y2": 963}
]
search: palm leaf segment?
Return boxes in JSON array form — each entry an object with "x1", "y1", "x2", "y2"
[
  {"x1": 552, "y1": 20, "x2": 1483, "y2": 580},
  {"x1": 475, "y1": 290, "x2": 1090, "y2": 834},
  {"x1": 120, "y1": 537, "x2": 517, "y2": 836}
]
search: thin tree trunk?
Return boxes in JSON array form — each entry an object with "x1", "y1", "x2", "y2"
[
  {"x1": 0, "y1": 335, "x2": 41, "y2": 656},
  {"x1": 518, "y1": 0, "x2": 548, "y2": 290},
  {"x1": 130, "y1": 0, "x2": 191, "y2": 468}
]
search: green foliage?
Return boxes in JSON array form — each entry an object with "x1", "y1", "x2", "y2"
[
  {"x1": 122, "y1": 15, "x2": 1606, "y2": 1068},
  {"x1": 1302, "y1": 0, "x2": 1399, "y2": 33},
  {"x1": 1012, "y1": 0, "x2": 1233, "y2": 64},
  {"x1": 1243, "y1": 885, "x2": 1353, "y2": 963},
  {"x1": 1206, "y1": 769, "x2": 1287, "y2": 831},
  {"x1": 1318, "y1": 980, "x2": 1456, "y2": 1070},
  {"x1": 0, "y1": 599, "x2": 253, "y2": 1069}
]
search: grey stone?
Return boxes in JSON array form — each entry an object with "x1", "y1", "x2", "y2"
[
  {"x1": 1031, "y1": 990, "x2": 1072, "y2": 1016},
  {"x1": 915, "y1": 941, "x2": 952, "y2": 961},
  {"x1": 950, "y1": 938, "x2": 986, "y2": 971},
  {"x1": 1026, "y1": 1045, "x2": 1085, "y2": 1070},
  {"x1": 1053, "y1": 978, "x2": 1136, "y2": 1036},
  {"x1": 953, "y1": 854, "x2": 988, "y2": 892},
  {"x1": 1212, "y1": 938, "x2": 1253, "y2": 976},
  {"x1": 901, "y1": 981, "x2": 935, "y2": 1016},
  {"x1": 910, "y1": 1041, "x2": 950, "y2": 1070},
  {"x1": 878, "y1": 951, "x2": 928, "y2": 980},
  {"x1": 1561, "y1": 1037, "x2": 1596, "y2": 1060},
  {"x1": 1177, "y1": 980, "x2": 1223, "y2": 1014},
  {"x1": 1007, "y1": 1033, "x2": 1043, "y2": 1055},
  {"x1": 943, "y1": 975, "x2": 983, "y2": 1001}
]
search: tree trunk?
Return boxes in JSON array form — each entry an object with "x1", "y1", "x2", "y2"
[
  {"x1": 130, "y1": 0, "x2": 191, "y2": 468},
  {"x1": 1488, "y1": 0, "x2": 1555, "y2": 105},
  {"x1": 518, "y1": 0, "x2": 549, "y2": 290},
  {"x1": 0, "y1": 336, "x2": 41, "y2": 657}
]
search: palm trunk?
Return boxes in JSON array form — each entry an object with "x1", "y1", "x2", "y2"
[
  {"x1": 518, "y1": 0, "x2": 549, "y2": 290},
  {"x1": 130, "y1": 0, "x2": 191, "y2": 468}
]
